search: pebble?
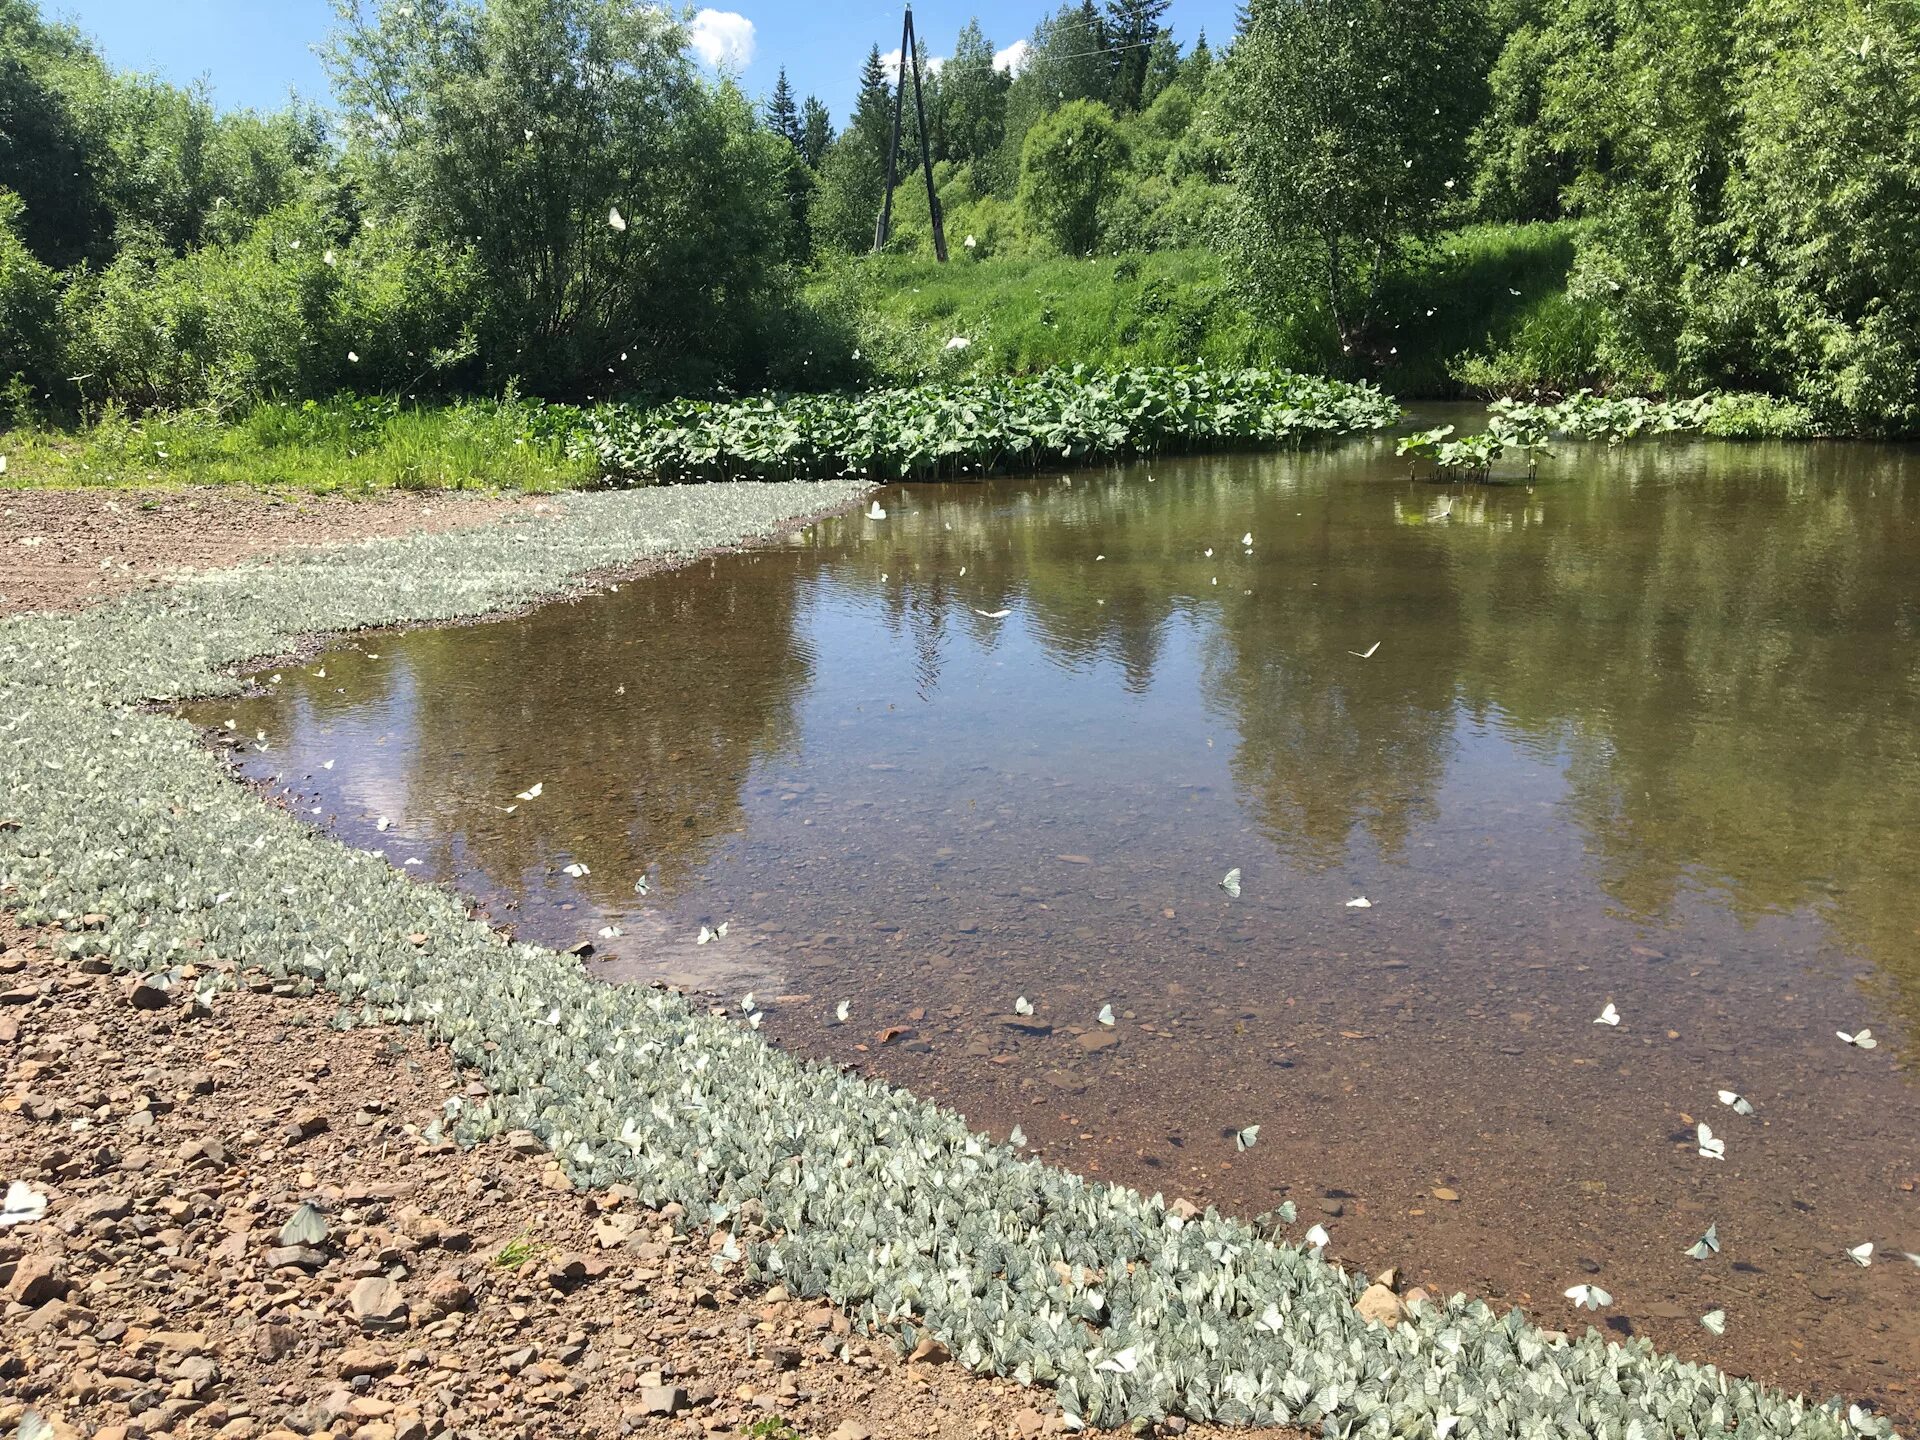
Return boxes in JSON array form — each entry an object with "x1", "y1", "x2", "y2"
[{"x1": 348, "y1": 1276, "x2": 409, "y2": 1331}]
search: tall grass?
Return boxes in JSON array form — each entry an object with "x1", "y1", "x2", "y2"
[{"x1": 0, "y1": 393, "x2": 599, "y2": 494}]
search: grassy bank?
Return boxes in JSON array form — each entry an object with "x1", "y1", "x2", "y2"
[
  {"x1": 813, "y1": 222, "x2": 1591, "y2": 395},
  {"x1": 0, "y1": 393, "x2": 598, "y2": 495}
]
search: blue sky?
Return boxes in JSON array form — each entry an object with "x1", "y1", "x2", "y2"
[{"x1": 49, "y1": 1, "x2": 1242, "y2": 124}]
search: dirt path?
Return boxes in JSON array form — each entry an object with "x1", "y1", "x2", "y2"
[{"x1": 0, "y1": 489, "x2": 529, "y2": 618}]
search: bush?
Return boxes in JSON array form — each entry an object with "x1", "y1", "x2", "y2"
[
  {"x1": 1017, "y1": 100, "x2": 1130, "y2": 256},
  {"x1": 60, "y1": 203, "x2": 481, "y2": 415},
  {"x1": 0, "y1": 189, "x2": 67, "y2": 421}
]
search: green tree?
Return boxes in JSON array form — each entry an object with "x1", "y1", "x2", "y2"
[
  {"x1": 764, "y1": 67, "x2": 801, "y2": 146},
  {"x1": 941, "y1": 20, "x2": 1008, "y2": 170},
  {"x1": 0, "y1": 187, "x2": 67, "y2": 415},
  {"x1": 1106, "y1": 0, "x2": 1172, "y2": 111},
  {"x1": 1221, "y1": 0, "x2": 1493, "y2": 351},
  {"x1": 324, "y1": 0, "x2": 790, "y2": 393},
  {"x1": 1017, "y1": 98, "x2": 1129, "y2": 253},
  {"x1": 799, "y1": 96, "x2": 834, "y2": 168}
]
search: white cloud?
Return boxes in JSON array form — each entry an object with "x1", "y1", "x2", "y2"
[
  {"x1": 688, "y1": 9, "x2": 755, "y2": 70},
  {"x1": 993, "y1": 39, "x2": 1030, "y2": 74},
  {"x1": 880, "y1": 48, "x2": 944, "y2": 83}
]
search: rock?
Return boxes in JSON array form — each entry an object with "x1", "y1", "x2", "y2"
[
  {"x1": 280, "y1": 1111, "x2": 329, "y2": 1144},
  {"x1": 1431, "y1": 1186, "x2": 1461, "y2": 1203},
  {"x1": 264, "y1": 1246, "x2": 329, "y2": 1272},
  {"x1": 177, "y1": 1137, "x2": 229, "y2": 1170},
  {"x1": 69, "y1": 1193, "x2": 133, "y2": 1227},
  {"x1": 7, "y1": 1254, "x2": 70, "y2": 1307},
  {"x1": 832, "y1": 1423, "x2": 874, "y2": 1440},
  {"x1": 1404, "y1": 1286, "x2": 1434, "y2": 1311},
  {"x1": 422, "y1": 1271, "x2": 472, "y2": 1317},
  {"x1": 1355, "y1": 1283, "x2": 1410, "y2": 1330},
  {"x1": 592, "y1": 1214, "x2": 638, "y2": 1249},
  {"x1": 1316, "y1": 1197, "x2": 1345, "y2": 1216},
  {"x1": 348, "y1": 1277, "x2": 409, "y2": 1331},
  {"x1": 503, "y1": 1130, "x2": 547, "y2": 1156},
  {"x1": 908, "y1": 1335, "x2": 952, "y2": 1364},
  {"x1": 638, "y1": 1385, "x2": 687, "y2": 1415},
  {"x1": 254, "y1": 1324, "x2": 297, "y2": 1361},
  {"x1": 544, "y1": 1252, "x2": 591, "y2": 1291},
  {"x1": 392, "y1": 1409, "x2": 427, "y2": 1440},
  {"x1": 336, "y1": 1348, "x2": 396, "y2": 1379},
  {"x1": 1167, "y1": 1198, "x2": 1200, "y2": 1220},
  {"x1": 126, "y1": 977, "x2": 172, "y2": 1010},
  {"x1": 1074, "y1": 1030, "x2": 1118, "y2": 1053},
  {"x1": 1013, "y1": 1411, "x2": 1049, "y2": 1440}
]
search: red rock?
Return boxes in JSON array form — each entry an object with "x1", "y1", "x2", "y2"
[{"x1": 8, "y1": 1253, "x2": 70, "y2": 1306}]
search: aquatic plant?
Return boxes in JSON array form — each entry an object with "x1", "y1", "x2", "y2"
[
  {"x1": 0, "y1": 483, "x2": 1896, "y2": 1438},
  {"x1": 1486, "y1": 391, "x2": 1821, "y2": 445},
  {"x1": 591, "y1": 366, "x2": 1400, "y2": 484}
]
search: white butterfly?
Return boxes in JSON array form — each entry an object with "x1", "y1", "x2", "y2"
[
  {"x1": 598, "y1": 925, "x2": 622, "y2": 939},
  {"x1": 1220, "y1": 868, "x2": 1242, "y2": 898},
  {"x1": 633, "y1": 877, "x2": 649, "y2": 895},
  {"x1": 562, "y1": 862, "x2": 590, "y2": 878},
  {"x1": 740, "y1": 992, "x2": 756, "y2": 1012},
  {"x1": 1008, "y1": 1124, "x2": 1025, "y2": 1147},
  {"x1": 1564, "y1": 1284, "x2": 1611, "y2": 1310},
  {"x1": 1014, "y1": 996, "x2": 1034, "y2": 1016},
  {"x1": 1686, "y1": 1223, "x2": 1720, "y2": 1260},
  {"x1": 0, "y1": 1180, "x2": 48, "y2": 1227},
  {"x1": 517, "y1": 782, "x2": 543, "y2": 800},
  {"x1": 1097, "y1": 1004, "x2": 1115, "y2": 1027},
  {"x1": 608, "y1": 206, "x2": 627, "y2": 231},
  {"x1": 1837, "y1": 1028, "x2": 1877, "y2": 1049},
  {"x1": 1594, "y1": 1002, "x2": 1621, "y2": 1027},
  {"x1": 1717, "y1": 1089, "x2": 1755, "y2": 1116},
  {"x1": 868, "y1": 500, "x2": 887, "y2": 520},
  {"x1": 716, "y1": 922, "x2": 729, "y2": 938},
  {"x1": 1696, "y1": 1123, "x2": 1725, "y2": 1160},
  {"x1": 1346, "y1": 896, "x2": 1371, "y2": 909},
  {"x1": 375, "y1": 816, "x2": 392, "y2": 832},
  {"x1": 321, "y1": 759, "x2": 335, "y2": 770},
  {"x1": 1349, "y1": 641, "x2": 1382, "y2": 659},
  {"x1": 1701, "y1": 1309, "x2": 1726, "y2": 1335},
  {"x1": 1096, "y1": 1346, "x2": 1138, "y2": 1374},
  {"x1": 974, "y1": 609, "x2": 1012, "y2": 619},
  {"x1": 1235, "y1": 1124, "x2": 1259, "y2": 1151},
  {"x1": 748, "y1": 1012, "x2": 763, "y2": 1029},
  {"x1": 1434, "y1": 1415, "x2": 1461, "y2": 1440},
  {"x1": 1847, "y1": 1241, "x2": 1874, "y2": 1267},
  {"x1": 1304, "y1": 1223, "x2": 1330, "y2": 1248},
  {"x1": 697, "y1": 926, "x2": 714, "y2": 945},
  {"x1": 1241, "y1": 533, "x2": 1253, "y2": 546},
  {"x1": 835, "y1": 1000, "x2": 850, "y2": 1022},
  {"x1": 1850, "y1": 1406, "x2": 1879, "y2": 1434},
  {"x1": 1204, "y1": 548, "x2": 1214, "y2": 557}
]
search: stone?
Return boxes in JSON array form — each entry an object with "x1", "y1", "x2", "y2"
[
  {"x1": 177, "y1": 1137, "x2": 229, "y2": 1170},
  {"x1": 8, "y1": 1254, "x2": 70, "y2": 1307},
  {"x1": 126, "y1": 977, "x2": 172, "y2": 1010},
  {"x1": 281, "y1": 1111, "x2": 330, "y2": 1144},
  {"x1": 422, "y1": 1271, "x2": 472, "y2": 1317},
  {"x1": 544, "y1": 1252, "x2": 591, "y2": 1290},
  {"x1": 336, "y1": 1348, "x2": 396, "y2": 1379},
  {"x1": 908, "y1": 1335, "x2": 951, "y2": 1364},
  {"x1": 638, "y1": 1385, "x2": 687, "y2": 1415},
  {"x1": 1074, "y1": 1030, "x2": 1118, "y2": 1053},
  {"x1": 832, "y1": 1423, "x2": 874, "y2": 1440},
  {"x1": 392, "y1": 1409, "x2": 427, "y2": 1440},
  {"x1": 254, "y1": 1324, "x2": 298, "y2": 1361},
  {"x1": 503, "y1": 1130, "x2": 547, "y2": 1156},
  {"x1": 265, "y1": 1246, "x2": 330, "y2": 1271},
  {"x1": 348, "y1": 1277, "x2": 409, "y2": 1331},
  {"x1": 1355, "y1": 1283, "x2": 1410, "y2": 1330},
  {"x1": 70, "y1": 1193, "x2": 134, "y2": 1227},
  {"x1": 1316, "y1": 1197, "x2": 1345, "y2": 1216}
]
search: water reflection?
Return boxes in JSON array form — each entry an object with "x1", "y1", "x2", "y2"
[{"x1": 191, "y1": 435, "x2": 1920, "y2": 1412}]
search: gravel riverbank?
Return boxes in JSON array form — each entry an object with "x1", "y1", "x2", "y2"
[{"x1": 0, "y1": 482, "x2": 1898, "y2": 1440}]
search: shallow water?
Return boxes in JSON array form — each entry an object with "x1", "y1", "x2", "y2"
[{"x1": 194, "y1": 430, "x2": 1920, "y2": 1415}]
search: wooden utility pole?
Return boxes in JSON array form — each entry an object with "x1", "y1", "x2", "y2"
[{"x1": 872, "y1": 4, "x2": 948, "y2": 261}]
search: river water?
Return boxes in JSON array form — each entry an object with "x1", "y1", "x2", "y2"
[{"x1": 191, "y1": 429, "x2": 1920, "y2": 1415}]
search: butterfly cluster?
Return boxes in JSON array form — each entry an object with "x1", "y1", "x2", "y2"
[{"x1": 0, "y1": 481, "x2": 1901, "y2": 1440}]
